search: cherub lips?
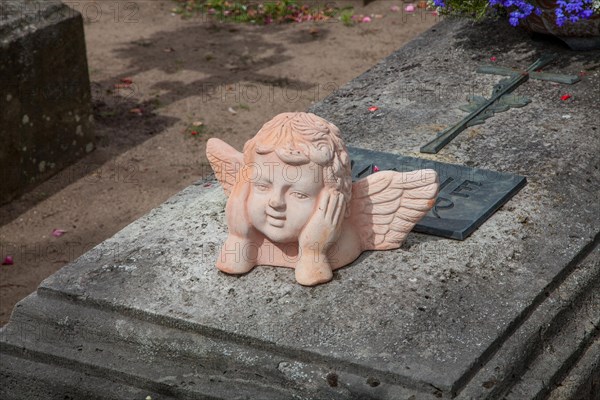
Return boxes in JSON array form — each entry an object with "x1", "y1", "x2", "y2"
[{"x1": 266, "y1": 212, "x2": 286, "y2": 227}]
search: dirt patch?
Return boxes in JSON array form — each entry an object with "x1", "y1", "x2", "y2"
[{"x1": 0, "y1": 0, "x2": 438, "y2": 325}]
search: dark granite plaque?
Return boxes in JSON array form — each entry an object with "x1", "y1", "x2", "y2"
[{"x1": 348, "y1": 147, "x2": 526, "y2": 240}]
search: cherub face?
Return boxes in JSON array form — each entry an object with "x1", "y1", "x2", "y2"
[{"x1": 247, "y1": 152, "x2": 325, "y2": 244}]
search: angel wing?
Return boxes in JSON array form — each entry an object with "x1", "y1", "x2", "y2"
[
  {"x1": 350, "y1": 170, "x2": 438, "y2": 250},
  {"x1": 206, "y1": 138, "x2": 244, "y2": 196}
]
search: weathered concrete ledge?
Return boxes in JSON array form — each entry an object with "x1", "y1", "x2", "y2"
[
  {"x1": 1, "y1": 19, "x2": 599, "y2": 399},
  {"x1": 0, "y1": 1, "x2": 94, "y2": 205}
]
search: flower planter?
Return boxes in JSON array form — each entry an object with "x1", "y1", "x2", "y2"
[{"x1": 523, "y1": 0, "x2": 600, "y2": 50}]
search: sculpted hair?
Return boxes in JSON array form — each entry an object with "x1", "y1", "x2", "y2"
[{"x1": 243, "y1": 112, "x2": 352, "y2": 202}]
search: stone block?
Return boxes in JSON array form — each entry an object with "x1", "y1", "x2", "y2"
[{"x1": 0, "y1": 1, "x2": 94, "y2": 205}]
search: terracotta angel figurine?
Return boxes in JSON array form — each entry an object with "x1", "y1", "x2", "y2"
[{"x1": 206, "y1": 112, "x2": 438, "y2": 286}]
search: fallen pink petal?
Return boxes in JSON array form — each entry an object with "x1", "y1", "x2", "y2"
[
  {"x1": 368, "y1": 106, "x2": 379, "y2": 112},
  {"x1": 373, "y1": 166, "x2": 380, "y2": 172},
  {"x1": 405, "y1": 4, "x2": 416, "y2": 12},
  {"x1": 361, "y1": 16, "x2": 372, "y2": 23},
  {"x1": 52, "y1": 229, "x2": 67, "y2": 237},
  {"x1": 561, "y1": 94, "x2": 572, "y2": 101},
  {"x1": 2, "y1": 256, "x2": 14, "y2": 265},
  {"x1": 490, "y1": 56, "x2": 497, "y2": 62},
  {"x1": 390, "y1": 5, "x2": 400, "y2": 12}
]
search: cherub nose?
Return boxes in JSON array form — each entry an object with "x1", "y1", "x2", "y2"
[{"x1": 268, "y1": 190, "x2": 285, "y2": 209}]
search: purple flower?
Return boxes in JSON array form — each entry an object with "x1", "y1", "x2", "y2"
[
  {"x1": 554, "y1": 0, "x2": 596, "y2": 25},
  {"x1": 435, "y1": 0, "x2": 597, "y2": 27},
  {"x1": 582, "y1": 9, "x2": 593, "y2": 18}
]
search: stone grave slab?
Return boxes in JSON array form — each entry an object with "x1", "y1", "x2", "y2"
[
  {"x1": 0, "y1": 1, "x2": 94, "y2": 205},
  {"x1": 1, "y1": 19, "x2": 599, "y2": 399}
]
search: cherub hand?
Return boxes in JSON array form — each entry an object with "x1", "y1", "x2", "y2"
[
  {"x1": 299, "y1": 189, "x2": 346, "y2": 253},
  {"x1": 225, "y1": 175, "x2": 253, "y2": 238},
  {"x1": 217, "y1": 173, "x2": 257, "y2": 274},
  {"x1": 296, "y1": 190, "x2": 346, "y2": 285}
]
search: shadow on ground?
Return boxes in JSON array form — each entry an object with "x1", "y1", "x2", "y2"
[{"x1": 95, "y1": 21, "x2": 318, "y2": 116}]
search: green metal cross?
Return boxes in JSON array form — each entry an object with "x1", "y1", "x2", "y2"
[{"x1": 420, "y1": 54, "x2": 581, "y2": 154}]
